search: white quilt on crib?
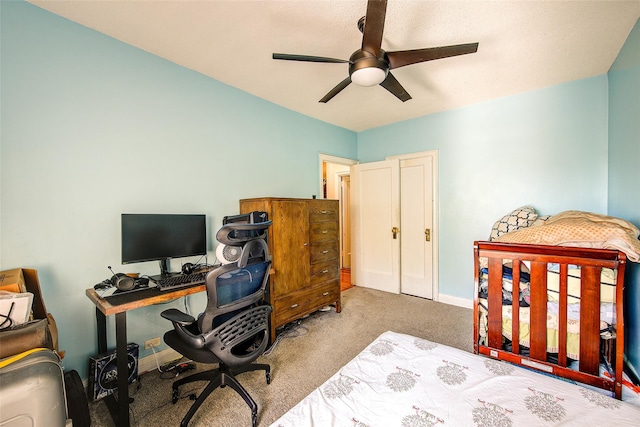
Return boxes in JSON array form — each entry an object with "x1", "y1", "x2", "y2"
[{"x1": 270, "y1": 331, "x2": 639, "y2": 427}]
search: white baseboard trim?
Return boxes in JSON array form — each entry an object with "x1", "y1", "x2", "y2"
[
  {"x1": 437, "y1": 294, "x2": 473, "y2": 309},
  {"x1": 138, "y1": 347, "x2": 183, "y2": 375}
]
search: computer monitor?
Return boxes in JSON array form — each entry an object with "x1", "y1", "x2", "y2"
[{"x1": 121, "y1": 214, "x2": 206, "y2": 279}]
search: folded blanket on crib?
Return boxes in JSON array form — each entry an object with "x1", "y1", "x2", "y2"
[{"x1": 494, "y1": 210, "x2": 640, "y2": 262}]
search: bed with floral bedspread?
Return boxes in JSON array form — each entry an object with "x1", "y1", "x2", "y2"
[{"x1": 270, "y1": 331, "x2": 639, "y2": 426}]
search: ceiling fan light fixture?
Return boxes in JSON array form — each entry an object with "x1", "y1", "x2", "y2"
[
  {"x1": 351, "y1": 67, "x2": 386, "y2": 86},
  {"x1": 349, "y1": 50, "x2": 388, "y2": 87}
]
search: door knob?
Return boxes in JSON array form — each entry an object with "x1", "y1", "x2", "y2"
[{"x1": 392, "y1": 227, "x2": 399, "y2": 239}]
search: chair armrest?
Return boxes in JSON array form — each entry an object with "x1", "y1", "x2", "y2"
[
  {"x1": 161, "y1": 308, "x2": 195, "y2": 326},
  {"x1": 161, "y1": 309, "x2": 206, "y2": 349}
]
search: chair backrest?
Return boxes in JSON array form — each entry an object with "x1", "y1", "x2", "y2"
[{"x1": 198, "y1": 222, "x2": 272, "y2": 334}]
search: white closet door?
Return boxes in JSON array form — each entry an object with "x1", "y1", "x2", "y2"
[
  {"x1": 351, "y1": 159, "x2": 400, "y2": 293},
  {"x1": 400, "y1": 156, "x2": 434, "y2": 299}
]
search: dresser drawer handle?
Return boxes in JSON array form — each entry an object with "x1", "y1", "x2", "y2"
[
  {"x1": 322, "y1": 250, "x2": 329, "y2": 254},
  {"x1": 321, "y1": 210, "x2": 327, "y2": 214},
  {"x1": 322, "y1": 292, "x2": 329, "y2": 296},
  {"x1": 321, "y1": 230, "x2": 328, "y2": 234},
  {"x1": 322, "y1": 269, "x2": 329, "y2": 274},
  {"x1": 291, "y1": 304, "x2": 299, "y2": 309}
]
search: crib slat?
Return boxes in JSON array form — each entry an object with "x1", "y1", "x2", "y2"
[
  {"x1": 487, "y1": 257, "x2": 503, "y2": 349},
  {"x1": 512, "y1": 260, "x2": 521, "y2": 355},
  {"x1": 529, "y1": 261, "x2": 548, "y2": 361},
  {"x1": 558, "y1": 264, "x2": 568, "y2": 367},
  {"x1": 580, "y1": 266, "x2": 601, "y2": 375},
  {"x1": 614, "y1": 258, "x2": 626, "y2": 399}
]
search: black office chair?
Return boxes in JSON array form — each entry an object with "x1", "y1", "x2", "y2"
[{"x1": 161, "y1": 221, "x2": 273, "y2": 427}]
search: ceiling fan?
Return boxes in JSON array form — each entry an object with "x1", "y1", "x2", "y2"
[{"x1": 273, "y1": 0, "x2": 479, "y2": 103}]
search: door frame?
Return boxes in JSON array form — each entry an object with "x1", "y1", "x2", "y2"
[
  {"x1": 318, "y1": 153, "x2": 358, "y2": 198},
  {"x1": 318, "y1": 154, "x2": 358, "y2": 271},
  {"x1": 338, "y1": 172, "x2": 351, "y2": 268},
  {"x1": 386, "y1": 150, "x2": 439, "y2": 301}
]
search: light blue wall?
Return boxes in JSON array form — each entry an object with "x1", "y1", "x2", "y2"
[
  {"x1": 0, "y1": 1, "x2": 356, "y2": 376},
  {"x1": 358, "y1": 77, "x2": 609, "y2": 300},
  {"x1": 608, "y1": 18, "x2": 640, "y2": 382},
  {"x1": 2, "y1": 0, "x2": 636, "y2": 381}
]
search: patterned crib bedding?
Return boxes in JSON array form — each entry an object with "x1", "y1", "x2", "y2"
[
  {"x1": 477, "y1": 261, "x2": 617, "y2": 359},
  {"x1": 270, "y1": 331, "x2": 640, "y2": 427},
  {"x1": 477, "y1": 298, "x2": 615, "y2": 359},
  {"x1": 477, "y1": 262, "x2": 617, "y2": 305}
]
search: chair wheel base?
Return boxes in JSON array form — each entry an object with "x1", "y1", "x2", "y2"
[{"x1": 172, "y1": 388, "x2": 179, "y2": 404}]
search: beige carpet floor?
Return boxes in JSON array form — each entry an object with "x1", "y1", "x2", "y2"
[{"x1": 88, "y1": 286, "x2": 473, "y2": 426}]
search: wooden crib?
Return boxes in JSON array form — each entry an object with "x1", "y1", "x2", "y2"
[{"x1": 473, "y1": 241, "x2": 626, "y2": 399}]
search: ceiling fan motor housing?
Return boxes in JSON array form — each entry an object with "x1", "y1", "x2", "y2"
[{"x1": 349, "y1": 50, "x2": 389, "y2": 86}]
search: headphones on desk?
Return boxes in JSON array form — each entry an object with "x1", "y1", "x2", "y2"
[
  {"x1": 110, "y1": 273, "x2": 135, "y2": 291},
  {"x1": 182, "y1": 263, "x2": 196, "y2": 275},
  {"x1": 105, "y1": 266, "x2": 135, "y2": 291}
]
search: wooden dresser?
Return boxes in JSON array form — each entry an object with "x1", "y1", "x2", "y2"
[{"x1": 239, "y1": 197, "x2": 342, "y2": 341}]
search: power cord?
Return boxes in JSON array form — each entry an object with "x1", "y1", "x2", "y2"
[
  {"x1": 132, "y1": 382, "x2": 203, "y2": 425},
  {"x1": 263, "y1": 318, "x2": 310, "y2": 356},
  {"x1": 148, "y1": 343, "x2": 195, "y2": 379},
  {"x1": 263, "y1": 308, "x2": 336, "y2": 356}
]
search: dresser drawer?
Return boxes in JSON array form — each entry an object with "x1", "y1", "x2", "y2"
[
  {"x1": 310, "y1": 241, "x2": 339, "y2": 263},
  {"x1": 310, "y1": 260, "x2": 339, "y2": 286},
  {"x1": 310, "y1": 221, "x2": 338, "y2": 243},
  {"x1": 309, "y1": 200, "x2": 339, "y2": 223},
  {"x1": 274, "y1": 281, "x2": 340, "y2": 326}
]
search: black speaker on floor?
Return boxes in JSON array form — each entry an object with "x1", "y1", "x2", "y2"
[
  {"x1": 88, "y1": 343, "x2": 139, "y2": 401},
  {"x1": 64, "y1": 369, "x2": 91, "y2": 427}
]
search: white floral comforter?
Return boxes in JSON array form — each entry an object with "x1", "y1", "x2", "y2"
[{"x1": 271, "y1": 331, "x2": 639, "y2": 427}]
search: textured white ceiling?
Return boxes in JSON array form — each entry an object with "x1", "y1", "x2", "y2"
[{"x1": 28, "y1": 1, "x2": 640, "y2": 132}]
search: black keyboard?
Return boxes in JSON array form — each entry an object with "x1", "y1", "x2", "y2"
[{"x1": 155, "y1": 272, "x2": 206, "y2": 291}]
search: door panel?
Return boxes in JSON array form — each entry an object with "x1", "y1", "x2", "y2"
[
  {"x1": 400, "y1": 157, "x2": 434, "y2": 299},
  {"x1": 351, "y1": 159, "x2": 400, "y2": 293},
  {"x1": 271, "y1": 201, "x2": 309, "y2": 296}
]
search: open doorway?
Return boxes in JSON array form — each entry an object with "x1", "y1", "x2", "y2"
[{"x1": 319, "y1": 154, "x2": 358, "y2": 291}]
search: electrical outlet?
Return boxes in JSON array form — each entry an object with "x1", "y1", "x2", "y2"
[{"x1": 144, "y1": 337, "x2": 161, "y2": 350}]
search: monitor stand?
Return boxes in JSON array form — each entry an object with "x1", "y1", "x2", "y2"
[{"x1": 149, "y1": 259, "x2": 180, "y2": 282}]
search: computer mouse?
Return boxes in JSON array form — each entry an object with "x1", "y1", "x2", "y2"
[{"x1": 94, "y1": 279, "x2": 112, "y2": 290}]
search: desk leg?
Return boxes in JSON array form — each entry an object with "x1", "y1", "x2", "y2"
[
  {"x1": 115, "y1": 311, "x2": 130, "y2": 427},
  {"x1": 95, "y1": 309, "x2": 130, "y2": 427},
  {"x1": 96, "y1": 307, "x2": 107, "y2": 354}
]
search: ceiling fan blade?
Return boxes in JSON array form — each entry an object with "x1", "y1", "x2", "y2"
[
  {"x1": 379, "y1": 71, "x2": 411, "y2": 102},
  {"x1": 387, "y1": 42, "x2": 479, "y2": 69},
  {"x1": 361, "y1": 0, "x2": 388, "y2": 56},
  {"x1": 273, "y1": 53, "x2": 349, "y2": 64},
  {"x1": 319, "y1": 77, "x2": 352, "y2": 103}
]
